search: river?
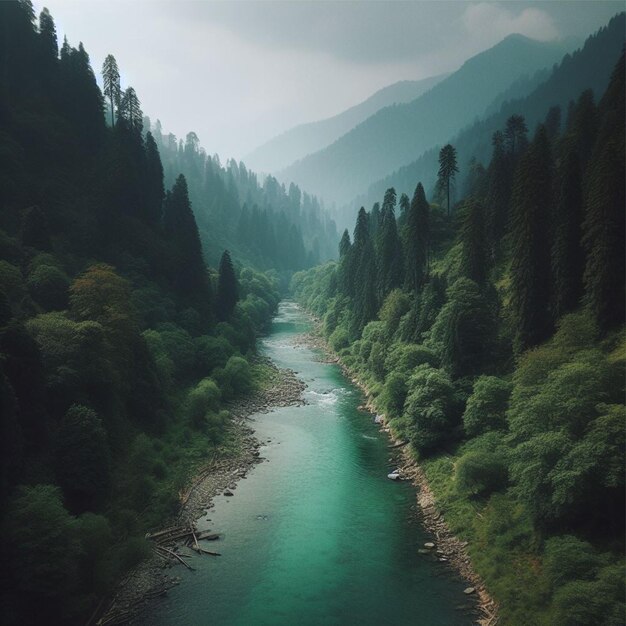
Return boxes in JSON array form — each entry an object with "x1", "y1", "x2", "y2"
[{"x1": 139, "y1": 302, "x2": 471, "y2": 625}]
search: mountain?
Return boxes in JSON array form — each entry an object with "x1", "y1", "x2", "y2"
[
  {"x1": 279, "y1": 34, "x2": 573, "y2": 206},
  {"x1": 244, "y1": 75, "x2": 446, "y2": 173},
  {"x1": 346, "y1": 12, "x2": 625, "y2": 225}
]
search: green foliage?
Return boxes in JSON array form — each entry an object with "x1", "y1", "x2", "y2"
[
  {"x1": 403, "y1": 365, "x2": 460, "y2": 455},
  {"x1": 428, "y1": 278, "x2": 498, "y2": 378},
  {"x1": 456, "y1": 450, "x2": 508, "y2": 497},
  {"x1": 55, "y1": 404, "x2": 110, "y2": 509},
  {"x1": 26, "y1": 263, "x2": 70, "y2": 311},
  {"x1": 380, "y1": 371, "x2": 408, "y2": 419},
  {"x1": 186, "y1": 378, "x2": 221, "y2": 429},
  {"x1": 463, "y1": 376, "x2": 512, "y2": 437}
]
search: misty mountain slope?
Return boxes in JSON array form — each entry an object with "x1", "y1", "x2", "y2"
[
  {"x1": 244, "y1": 75, "x2": 446, "y2": 173},
  {"x1": 346, "y1": 12, "x2": 625, "y2": 225},
  {"x1": 279, "y1": 34, "x2": 572, "y2": 206}
]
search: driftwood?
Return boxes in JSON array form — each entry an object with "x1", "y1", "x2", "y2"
[
  {"x1": 196, "y1": 531, "x2": 220, "y2": 541},
  {"x1": 156, "y1": 546, "x2": 195, "y2": 570},
  {"x1": 387, "y1": 440, "x2": 408, "y2": 449},
  {"x1": 190, "y1": 544, "x2": 221, "y2": 556}
]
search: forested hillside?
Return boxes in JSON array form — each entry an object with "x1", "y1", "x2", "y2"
[
  {"x1": 280, "y1": 34, "x2": 570, "y2": 206},
  {"x1": 244, "y1": 74, "x2": 446, "y2": 173},
  {"x1": 292, "y1": 48, "x2": 625, "y2": 625},
  {"x1": 350, "y1": 13, "x2": 625, "y2": 225},
  {"x1": 147, "y1": 120, "x2": 338, "y2": 274},
  {"x1": 0, "y1": 3, "x2": 291, "y2": 622}
]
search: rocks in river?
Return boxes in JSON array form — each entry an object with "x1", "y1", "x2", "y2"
[
  {"x1": 424, "y1": 542, "x2": 436, "y2": 549},
  {"x1": 387, "y1": 472, "x2": 401, "y2": 480},
  {"x1": 463, "y1": 587, "x2": 476, "y2": 595},
  {"x1": 223, "y1": 489, "x2": 234, "y2": 496}
]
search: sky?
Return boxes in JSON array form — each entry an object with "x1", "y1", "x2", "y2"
[{"x1": 36, "y1": 1, "x2": 623, "y2": 163}]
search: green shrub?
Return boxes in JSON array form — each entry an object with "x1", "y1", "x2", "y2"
[
  {"x1": 380, "y1": 371, "x2": 408, "y2": 419},
  {"x1": 463, "y1": 376, "x2": 512, "y2": 437},
  {"x1": 27, "y1": 264, "x2": 70, "y2": 311},
  {"x1": 456, "y1": 450, "x2": 508, "y2": 497},
  {"x1": 186, "y1": 378, "x2": 221, "y2": 428}
]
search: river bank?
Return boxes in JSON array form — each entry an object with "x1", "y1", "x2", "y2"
[
  {"x1": 297, "y1": 315, "x2": 499, "y2": 626},
  {"x1": 97, "y1": 357, "x2": 306, "y2": 626}
]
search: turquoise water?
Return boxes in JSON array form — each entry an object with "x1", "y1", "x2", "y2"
[{"x1": 140, "y1": 302, "x2": 471, "y2": 625}]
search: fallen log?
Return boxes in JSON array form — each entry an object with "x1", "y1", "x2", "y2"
[
  {"x1": 189, "y1": 544, "x2": 222, "y2": 556},
  {"x1": 156, "y1": 546, "x2": 195, "y2": 570},
  {"x1": 387, "y1": 440, "x2": 408, "y2": 449}
]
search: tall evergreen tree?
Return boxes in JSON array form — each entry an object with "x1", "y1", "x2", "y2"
[
  {"x1": 437, "y1": 144, "x2": 459, "y2": 216},
  {"x1": 163, "y1": 174, "x2": 211, "y2": 317},
  {"x1": 102, "y1": 54, "x2": 121, "y2": 127},
  {"x1": 352, "y1": 208, "x2": 377, "y2": 330},
  {"x1": 582, "y1": 54, "x2": 625, "y2": 332},
  {"x1": 552, "y1": 151, "x2": 584, "y2": 318},
  {"x1": 38, "y1": 7, "x2": 58, "y2": 63},
  {"x1": 370, "y1": 202, "x2": 381, "y2": 238},
  {"x1": 509, "y1": 124, "x2": 554, "y2": 352},
  {"x1": 377, "y1": 188, "x2": 404, "y2": 298},
  {"x1": 145, "y1": 131, "x2": 165, "y2": 223},
  {"x1": 397, "y1": 192, "x2": 410, "y2": 228},
  {"x1": 485, "y1": 131, "x2": 511, "y2": 260},
  {"x1": 459, "y1": 198, "x2": 488, "y2": 286},
  {"x1": 405, "y1": 182, "x2": 430, "y2": 292},
  {"x1": 216, "y1": 250, "x2": 239, "y2": 321},
  {"x1": 119, "y1": 86, "x2": 142, "y2": 132},
  {"x1": 504, "y1": 114, "x2": 528, "y2": 157}
]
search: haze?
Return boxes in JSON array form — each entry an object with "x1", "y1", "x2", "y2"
[{"x1": 37, "y1": 0, "x2": 621, "y2": 162}]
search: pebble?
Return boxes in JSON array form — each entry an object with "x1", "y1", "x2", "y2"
[
  {"x1": 463, "y1": 587, "x2": 476, "y2": 595},
  {"x1": 424, "y1": 542, "x2": 436, "y2": 549}
]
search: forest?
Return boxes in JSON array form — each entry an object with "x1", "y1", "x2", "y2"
[
  {"x1": 0, "y1": 1, "x2": 624, "y2": 625},
  {"x1": 292, "y1": 44, "x2": 625, "y2": 625},
  {"x1": 0, "y1": 2, "x2": 318, "y2": 622}
]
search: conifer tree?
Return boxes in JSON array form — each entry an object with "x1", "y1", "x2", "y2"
[
  {"x1": 216, "y1": 250, "x2": 239, "y2": 321},
  {"x1": 552, "y1": 151, "x2": 584, "y2": 318},
  {"x1": 102, "y1": 54, "x2": 121, "y2": 127},
  {"x1": 459, "y1": 199, "x2": 488, "y2": 286},
  {"x1": 582, "y1": 54, "x2": 625, "y2": 332},
  {"x1": 377, "y1": 188, "x2": 404, "y2": 298},
  {"x1": 509, "y1": 124, "x2": 554, "y2": 352},
  {"x1": 397, "y1": 193, "x2": 410, "y2": 228},
  {"x1": 163, "y1": 174, "x2": 211, "y2": 316},
  {"x1": 370, "y1": 202, "x2": 381, "y2": 238},
  {"x1": 437, "y1": 144, "x2": 459, "y2": 216},
  {"x1": 119, "y1": 87, "x2": 142, "y2": 132},
  {"x1": 38, "y1": 7, "x2": 58, "y2": 62},
  {"x1": 504, "y1": 114, "x2": 528, "y2": 157},
  {"x1": 145, "y1": 132, "x2": 164, "y2": 223},
  {"x1": 352, "y1": 208, "x2": 377, "y2": 329},
  {"x1": 485, "y1": 131, "x2": 511, "y2": 259},
  {"x1": 405, "y1": 182, "x2": 430, "y2": 292}
]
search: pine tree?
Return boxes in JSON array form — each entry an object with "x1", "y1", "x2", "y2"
[
  {"x1": 485, "y1": 131, "x2": 511, "y2": 260},
  {"x1": 370, "y1": 202, "x2": 381, "y2": 238},
  {"x1": 437, "y1": 144, "x2": 459, "y2": 216},
  {"x1": 509, "y1": 124, "x2": 554, "y2": 352},
  {"x1": 38, "y1": 7, "x2": 58, "y2": 63},
  {"x1": 102, "y1": 54, "x2": 121, "y2": 127},
  {"x1": 405, "y1": 182, "x2": 430, "y2": 292},
  {"x1": 216, "y1": 250, "x2": 239, "y2": 321},
  {"x1": 352, "y1": 208, "x2": 377, "y2": 330},
  {"x1": 145, "y1": 132, "x2": 164, "y2": 223},
  {"x1": 552, "y1": 151, "x2": 584, "y2": 318},
  {"x1": 397, "y1": 193, "x2": 410, "y2": 228},
  {"x1": 504, "y1": 114, "x2": 528, "y2": 157},
  {"x1": 459, "y1": 198, "x2": 488, "y2": 286},
  {"x1": 582, "y1": 54, "x2": 625, "y2": 332},
  {"x1": 119, "y1": 87, "x2": 142, "y2": 132},
  {"x1": 377, "y1": 188, "x2": 404, "y2": 299},
  {"x1": 163, "y1": 174, "x2": 211, "y2": 317}
]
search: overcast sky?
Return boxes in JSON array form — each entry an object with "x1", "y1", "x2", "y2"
[{"x1": 36, "y1": 1, "x2": 622, "y2": 162}]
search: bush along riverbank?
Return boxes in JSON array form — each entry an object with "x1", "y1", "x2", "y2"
[
  {"x1": 290, "y1": 60, "x2": 626, "y2": 624},
  {"x1": 97, "y1": 356, "x2": 307, "y2": 625}
]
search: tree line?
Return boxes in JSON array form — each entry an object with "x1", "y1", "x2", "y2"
[
  {"x1": 292, "y1": 51, "x2": 625, "y2": 625},
  {"x1": 0, "y1": 3, "x2": 283, "y2": 623}
]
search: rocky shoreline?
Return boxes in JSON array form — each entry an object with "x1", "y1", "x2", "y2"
[
  {"x1": 96, "y1": 357, "x2": 306, "y2": 626},
  {"x1": 297, "y1": 319, "x2": 499, "y2": 626}
]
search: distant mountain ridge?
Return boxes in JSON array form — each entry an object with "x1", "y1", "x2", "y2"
[
  {"x1": 244, "y1": 75, "x2": 446, "y2": 173},
  {"x1": 279, "y1": 34, "x2": 573, "y2": 205},
  {"x1": 343, "y1": 12, "x2": 626, "y2": 228}
]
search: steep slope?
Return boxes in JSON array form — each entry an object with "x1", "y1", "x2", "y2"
[
  {"x1": 244, "y1": 75, "x2": 446, "y2": 173},
  {"x1": 348, "y1": 12, "x2": 625, "y2": 224},
  {"x1": 279, "y1": 35, "x2": 572, "y2": 205}
]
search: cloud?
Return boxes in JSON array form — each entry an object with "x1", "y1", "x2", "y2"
[{"x1": 463, "y1": 3, "x2": 559, "y2": 43}]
